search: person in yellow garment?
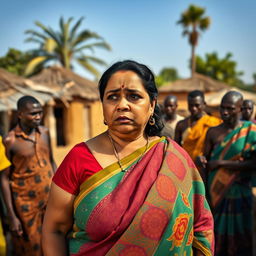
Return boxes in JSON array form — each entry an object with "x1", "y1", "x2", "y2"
[
  {"x1": 175, "y1": 90, "x2": 221, "y2": 162},
  {"x1": 0, "y1": 135, "x2": 11, "y2": 255}
]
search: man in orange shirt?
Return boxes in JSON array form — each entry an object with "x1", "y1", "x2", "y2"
[{"x1": 175, "y1": 90, "x2": 221, "y2": 162}]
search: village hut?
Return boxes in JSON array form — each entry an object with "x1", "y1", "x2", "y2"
[
  {"x1": 0, "y1": 68, "x2": 53, "y2": 134},
  {"x1": 205, "y1": 87, "x2": 256, "y2": 117},
  {"x1": 158, "y1": 73, "x2": 230, "y2": 116},
  {"x1": 28, "y1": 66, "x2": 105, "y2": 154}
]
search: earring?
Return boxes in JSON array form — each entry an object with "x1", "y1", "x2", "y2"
[{"x1": 149, "y1": 116, "x2": 155, "y2": 126}]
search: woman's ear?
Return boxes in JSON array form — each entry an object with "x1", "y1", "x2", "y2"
[{"x1": 150, "y1": 99, "x2": 156, "y2": 115}]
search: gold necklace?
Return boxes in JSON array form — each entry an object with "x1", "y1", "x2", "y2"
[{"x1": 107, "y1": 132, "x2": 149, "y2": 172}]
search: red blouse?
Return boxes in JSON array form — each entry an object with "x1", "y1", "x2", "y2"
[{"x1": 52, "y1": 143, "x2": 102, "y2": 195}]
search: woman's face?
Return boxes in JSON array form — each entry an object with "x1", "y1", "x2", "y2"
[{"x1": 102, "y1": 70, "x2": 155, "y2": 137}]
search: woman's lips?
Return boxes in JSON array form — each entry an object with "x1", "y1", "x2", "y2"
[{"x1": 115, "y1": 116, "x2": 132, "y2": 123}]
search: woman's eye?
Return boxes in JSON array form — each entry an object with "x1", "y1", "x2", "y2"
[
  {"x1": 107, "y1": 94, "x2": 118, "y2": 100},
  {"x1": 129, "y1": 94, "x2": 141, "y2": 100}
]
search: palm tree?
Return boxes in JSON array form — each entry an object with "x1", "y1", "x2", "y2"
[
  {"x1": 177, "y1": 5, "x2": 210, "y2": 77},
  {"x1": 24, "y1": 17, "x2": 111, "y2": 78}
]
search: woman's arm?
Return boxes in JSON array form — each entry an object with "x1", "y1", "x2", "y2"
[{"x1": 42, "y1": 182, "x2": 75, "y2": 256}]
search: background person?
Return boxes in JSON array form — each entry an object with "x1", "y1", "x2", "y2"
[
  {"x1": 175, "y1": 90, "x2": 221, "y2": 162},
  {"x1": 0, "y1": 96, "x2": 56, "y2": 256},
  {"x1": 241, "y1": 99, "x2": 255, "y2": 122},
  {"x1": 198, "y1": 91, "x2": 256, "y2": 255},
  {"x1": 42, "y1": 60, "x2": 214, "y2": 256},
  {"x1": 160, "y1": 95, "x2": 183, "y2": 139}
]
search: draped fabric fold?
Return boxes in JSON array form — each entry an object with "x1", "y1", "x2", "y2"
[{"x1": 69, "y1": 137, "x2": 214, "y2": 256}]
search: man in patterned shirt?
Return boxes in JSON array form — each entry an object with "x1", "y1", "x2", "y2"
[{"x1": 0, "y1": 96, "x2": 56, "y2": 256}]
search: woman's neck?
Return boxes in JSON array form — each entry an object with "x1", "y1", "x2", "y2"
[{"x1": 106, "y1": 130, "x2": 148, "y2": 153}]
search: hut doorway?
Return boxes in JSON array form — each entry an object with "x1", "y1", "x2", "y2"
[{"x1": 54, "y1": 105, "x2": 66, "y2": 146}]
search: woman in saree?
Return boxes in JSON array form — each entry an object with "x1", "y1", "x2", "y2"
[{"x1": 42, "y1": 60, "x2": 214, "y2": 256}]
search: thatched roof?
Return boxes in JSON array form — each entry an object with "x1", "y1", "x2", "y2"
[
  {"x1": 205, "y1": 88, "x2": 256, "y2": 106},
  {"x1": 29, "y1": 66, "x2": 99, "y2": 101},
  {"x1": 158, "y1": 73, "x2": 229, "y2": 93},
  {"x1": 0, "y1": 68, "x2": 28, "y2": 96},
  {"x1": 0, "y1": 69, "x2": 53, "y2": 111}
]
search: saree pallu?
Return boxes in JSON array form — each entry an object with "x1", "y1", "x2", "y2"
[
  {"x1": 182, "y1": 115, "x2": 221, "y2": 161},
  {"x1": 69, "y1": 137, "x2": 214, "y2": 256},
  {"x1": 208, "y1": 121, "x2": 256, "y2": 256}
]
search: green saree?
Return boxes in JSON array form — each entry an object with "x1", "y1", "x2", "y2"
[{"x1": 68, "y1": 137, "x2": 214, "y2": 256}]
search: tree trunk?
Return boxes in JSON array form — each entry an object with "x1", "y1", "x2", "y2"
[
  {"x1": 190, "y1": 25, "x2": 198, "y2": 78},
  {"x1": 191, "y1": 44, "x2": 196, "y2": 78}
]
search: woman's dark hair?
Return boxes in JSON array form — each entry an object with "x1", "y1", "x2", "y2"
[{"x1": 98, "y1": 60, "x2": 163, "y2": 136}]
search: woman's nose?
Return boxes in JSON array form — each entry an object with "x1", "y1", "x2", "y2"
[{"x1": 117, "y1": 97, "x2": 129, "y2": 111}]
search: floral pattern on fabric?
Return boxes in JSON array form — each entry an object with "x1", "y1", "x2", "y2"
[
  {"x1": 167, "y1": 213, "x2": 192, "y2": 250},
  {"x1": 186, "y1": 228, "x2": 193, "y2": 246},
  {"x1": 182, "y1": 193, "x2": 190, "y2": 208}
]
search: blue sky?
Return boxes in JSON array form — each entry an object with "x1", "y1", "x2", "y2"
[{"x1": 1, "y1": 0, "x2": 255, "y2": 83}]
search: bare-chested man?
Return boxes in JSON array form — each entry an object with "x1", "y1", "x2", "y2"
[
  {"x1": 160, "y1": 95, "x2": 183, "y2": 139},
  {"x1": 199, "y1": 91, "x2": 256, "y2": 256},
  {"x1": 174, "y1": 90, "x2": 221, "y2": 161},
  {"x1": 0, "y1": 96, "x2": 56, "y2": 256}
]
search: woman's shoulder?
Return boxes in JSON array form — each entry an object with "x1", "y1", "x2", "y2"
[
  {"x1": 63, "y1": 142, "x2": 95, "y2": 163},
  {"x1": 85, "y1": 132, "x2": 110, "y2": 154},
  {"x1": 68, "y1": 142, "x2": 90, "y2": 155},
  {"x1": 86, "y1": 132, "x2": 105, "y2": 145}
]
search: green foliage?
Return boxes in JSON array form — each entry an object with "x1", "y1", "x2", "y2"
[
  {"x1": 156, "y1": 67, "x2": 179, "y2": 87},
  {"x1": 24, "y1": 16, "x2": 111, "y2": 78},
  {"x1": 0, "y1": 48, "x2": 38, "y2": 76},
  {"x1": 253, "y1": 73, "x2": 256, "y2": 84},
  {"x1": 195, "y1": 52, "x2": 244, "y2": 86}
]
